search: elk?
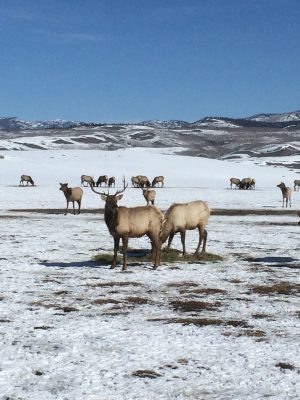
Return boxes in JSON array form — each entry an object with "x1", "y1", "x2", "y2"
[
  {"x1": 96, "y1": 175, "x2": 108, "y2": 187},
  {"x1": 81, "y1": 175, "x2": 95, "y2": 187},
  {"x1": 294, "y1": 179, "x2": 300, "y2": 191},
  {"x1": 250, "y1": 178, "x2": 256, "y2": 189},
  {"x1": 131, "y1": 176, "x2": 141, "y2": 187},
  {"x1": 90, "y1": 180, "x2": 163, "y2": 270},
  {"x1": 152, "y1": 176, "x2": 164, "y2": 187},
  {"x1": 139, "y1": 175, "x2": 151, "y2": 188},
  {"x1": 142, "y1": 188, "x2": 156, "y2": 205},
  {"x1": 277, "y1": 182, "x2": 292, "y2": 208},
  {"x1": 160, "y1": 200, "x2": 210, "y2": 256},
  {"x1": 230, "y1": 177, "x2": 240, "y2": 189},
  {"x1": 20, "y1": 175, "x2": 34, "y2": 186},
  {"x1": 59, "y1": 183, "x2": 83, "y2": 215},
  {"x1": 239, "y1": 177, "x2": 253, "y2": 190},
  {"x1": 108, "y1": 176, "x2": 116, "y2": 187}
]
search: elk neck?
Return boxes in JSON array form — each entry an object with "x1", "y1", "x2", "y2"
[{"x1": 104, "y1": 202, "x2": 119, "y2": 232}]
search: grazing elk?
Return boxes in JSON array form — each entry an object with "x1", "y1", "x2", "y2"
[
  {"x1": 108, "y1": 176, "x2": 116, "y2": 187},
  {"x1": 96, "y1": 175, "x2": 108, "y2": 187},
  {"x1": 250, "y1": 178, "x2": 256, "y2": 189},
  {"x1": 142, "y1": 188, "x2": 156, "y2": 205},
  {"x1": 152, "y1": 176, "x2": 164, "y2": 187},
  {"x1": 294, "y1": 179, "x2": 300, "y2": 191},
  {"x1": 230, "y1": 177, "x2": 240, "y2": 189},
  {"x1": 20, "y1": 175, "x2": 35, "y2": 186},
  {"x1": 59, "y1": 183, "x2": 83, "y2": 215},
  {"x1": 81, "y1": 175, "x2": 95, "y2": 187},
  {"x1": 277, "y1": 182, "x2": 292, "y2": 208},
  {"x1": 138, "y1": 175, "x2": 151, "y2": 188},
  {"x1": 160, "y1": 200, "x2": 210, "y2": 256},
  {"x1": 239, "y1": 177, "x2": 255, "y2": 190},
  {"x1": 90, "y1": 180, "x2": 163, "y2": 270},
  {"x1": 131, "y1": 175, "x2": 141, "y2": 187}
]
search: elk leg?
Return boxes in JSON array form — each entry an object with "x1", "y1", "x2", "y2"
[
  {"x1": 180, "y1": 230, "x2": 186, "y2": 256},
  {"x1": 77, "y1": 200, "x2": 81, "y2": 215},
  {"x1": 166, "y1": 233, "x2": 174, "y2": 251},
  {"x1": 65, "y1": 200, "x2": 69, "y2": 215},
  {"x1": 122, "y1": 236, "x2": 128, "y2": 271},
  {"x1": 201, "y1": 230, "x2": 208, "y2": 253},
  {"x1": 111, "y1": 237, "x2": 120, "y2": 269},
  {"x1": 72, "y1": 201, "x2": 76, "y2": 215},
  {"x1": 195, "y1": 227, "x2": 208, "y2": 254},
  {"x1": 148, "y1": 235, "x2": 160, "y2": 269}
]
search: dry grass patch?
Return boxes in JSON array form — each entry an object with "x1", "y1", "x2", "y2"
[
  {"x1": 238, "y1": 330, "x2": 266, "y2": 337},
  {"x1": 170, "y1": 300, "x2": 221, "y2": 312},
  {"x1": 276, "y1": 362, "x2": 296, "y2": 370},
  {"x1": 132, "y1": 370, "x2": 161, "y2": 379},
  {"x1": 93, "y1": 298, "x2": 121, "y2": 305},
  {"x1": 148, "y1": 317, "x2": 249, "y2": 328},
  {"x1": 93, "y1": 249, "x2": 224, "y2": 265},
  {"x1": 88, "y1": 281, "x2": 142, "y2": 288},
  {"x1": 251, "y1": 282, "x2": 300, "y2": 295},
  {"x1": 185, "y1": 288, "x2": 228, "y2": 296},
  {"x1": 126, "y1": 296, "x2": 149, "y2": 305},
  {"x1": 252, "y1": 313, "x2": 271, "y2": 319}
]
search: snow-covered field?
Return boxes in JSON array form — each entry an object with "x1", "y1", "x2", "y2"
[{"x1": 0, "y1": 148, "x2": 299, "y2": 400}]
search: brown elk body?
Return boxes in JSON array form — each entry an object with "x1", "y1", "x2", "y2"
[
  {"x1": 59, "y1": 183, "x2": 83, "y2": 215},
  {"x1": 152, "y1": 176, "x2": 164, "y2": 187},
  {"x1": 96, "y1": 175, "x2": 108, "y2": 187},
  {"x1": 160, "y1": 200, "x2": 210, "y2": 255},
  {"x1": 81, "y1": 175, "x2": 95, "y2": 187},
  {"x1": 229, "y1": 177, "x2": 240, "y2": 189},
  {"x1": 142, "y1": 189, "x2": 156, "y2": 205},
  {"x1": 20, "y1": 175, "x2": 34, "y2": 186},
  {"x1": 90, "y1": 181, "x2": 163, "y2": 270},
  {"x1": 277, "y1": 182, "x2": 292, "y2": 208},
  {"x1": 108, "y1": 176, "x2": 116, "y2": 187},
  {"x1": 294, "y1": 179, "x2": 300, "y2": 191},
  {"x1": 131, "y1": 176, "x2": 141, "y2": 187}
]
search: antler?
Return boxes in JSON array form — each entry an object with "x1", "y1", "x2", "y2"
[
  {"x1": 115, "y1": 176, "x2": 128, "y2": 196},
  {"x1": 89, "y1": 182, "x2": 108, "y2": 197}
]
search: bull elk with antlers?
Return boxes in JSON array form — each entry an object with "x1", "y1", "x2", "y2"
[{"x1": 90, "y1": 179, "x2": 163, "y2": 270}]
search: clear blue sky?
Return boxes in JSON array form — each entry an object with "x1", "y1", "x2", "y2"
[{"x1": 0, "y1": 0, "x2": 299, "y2": 122}]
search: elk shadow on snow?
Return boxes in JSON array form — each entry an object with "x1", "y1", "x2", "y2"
[{"x1": 40, "y1": 260, "x2": 102, "y2": 269}]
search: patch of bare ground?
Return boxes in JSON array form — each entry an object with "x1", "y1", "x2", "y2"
[
  {"x1": 251, "y1": 282, "x2": 300, "y2": 295},
  {"x1": 182, "y1": 288, "x2": 228, "y2": 296},
  {"x1": 252, "y1": 313, "x2": 272, "y2": 319},
  {"x1": 223, "y1": 329, "x2": 266, "y2": 338},
  {"x1": 166, "y1": 281, "x2": 198, "y2": 288},
  {"x1": 30, "y1": 301, "x2": 79, "y2": 312},
  {"x1": 93, "y1": 298, "x2": 121, "y2": 305},
  {"x1": 148, "y1": 317, "x2": 249, "y2": 328},
  {"x1": 170, "y1": 300, "x2": 221, "y2": 312},
  {"x1": 276, "y1": 362, "x2": 296, "y2": 371},
  {"x1": 34, "y1": 326, "x2": 52, "y2": 330},
  {"x1": 93, "y1": 249, "x2": 224, "y2": 265},
  {"x1": 132, "y1": 370, "x2": 161, "y2": 379},
  {"x1": 0, "y1": 319, "x2": 11, "y2": 323},
  {"x1": 125, "y1": 296, "x2": 149, "y2": 305},
  {"x1": 87, "y1": 281, "x2": 142, "y2": 288}
]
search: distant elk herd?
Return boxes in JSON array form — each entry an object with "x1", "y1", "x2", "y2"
[{"x1": 18, "y1": 173, "x2": 300, "y2": 270}]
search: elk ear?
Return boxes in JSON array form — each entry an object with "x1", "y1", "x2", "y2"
[
  {"x1": 101, "y1": 195, "x2": 107, "y2": 201},
  {"x1": 116, "y1": 194, "x2": 123, "y2": 201}
]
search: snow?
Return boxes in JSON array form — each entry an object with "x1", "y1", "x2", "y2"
[{"x1": 0, "y1": 148, "x2": 299, "y2": 399}]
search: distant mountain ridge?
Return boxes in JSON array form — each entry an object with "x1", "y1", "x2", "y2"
[{"x1": 1, "y1": 109, "x2": 300, "y2": 131}]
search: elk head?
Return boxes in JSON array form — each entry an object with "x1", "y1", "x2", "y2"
[{"x1": 90, "y1": 178, "x2": 128, "y2": 205}]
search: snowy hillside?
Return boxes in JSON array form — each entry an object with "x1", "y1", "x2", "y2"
[{"x1": 0, "y1": 148, "x2": 299, "y2": 399}]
